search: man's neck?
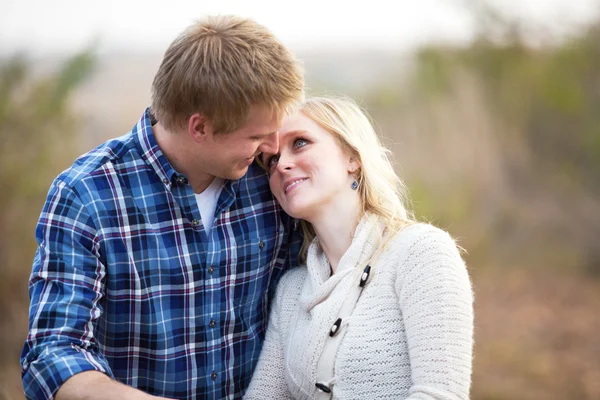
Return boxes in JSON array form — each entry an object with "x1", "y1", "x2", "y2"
[{"x1": 152, "y1": 122, "x2": 214, "y2": 193}]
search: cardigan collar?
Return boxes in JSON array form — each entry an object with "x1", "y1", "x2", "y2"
[{"x1": 300, "y1": 212, "x2": 384, "y2": 311}]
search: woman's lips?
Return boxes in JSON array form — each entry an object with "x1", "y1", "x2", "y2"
[{"x1": 284, "y1": 178, "x2": 307, "y2": 194}]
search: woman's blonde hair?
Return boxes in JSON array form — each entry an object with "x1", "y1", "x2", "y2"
[
  {"x1": 297, "y1": 97, "x2": 415, "y2": 261},
  {"x1": 151, "y1": 15, "x2": 304, "y2": 134}
]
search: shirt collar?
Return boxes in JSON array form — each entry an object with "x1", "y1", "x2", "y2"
[
  {"x1": 132, "y1": 107, "x2": 179, "y2": 185},
  {"x1": 132, "y1": 107, "x2": 246, "y2": 196},
  {"x1": 300, "y1": 212, "x2": 384, "y2": 311}
]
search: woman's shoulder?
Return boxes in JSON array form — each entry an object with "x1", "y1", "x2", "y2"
[
  {"x1": 390, "y1": 222, "x2": 457, "y2": 245},
  {"x1": 383, "y1": 222, "x2": 464, "y2": 266},
  {"x1": 273, "y1": 266, "x2": 309, "y2": 303},
  {"x1": 279, "y1": 265, "x2": 309, "y2": 286}
]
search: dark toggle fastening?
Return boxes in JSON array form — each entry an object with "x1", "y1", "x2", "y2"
[
  {"x1": 359, "y1": 265, "x2": 371, "y2": 288},
  {"x1": 329, "y1": 318, "x2": 342, "y2": 337},
  {"x1": 315, "y1": 382, "x2": 332, "y2": 393}
]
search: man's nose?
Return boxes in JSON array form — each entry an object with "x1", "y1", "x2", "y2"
[{"x1": 258, "y1": 131, "x2": 279, "y2": 154}]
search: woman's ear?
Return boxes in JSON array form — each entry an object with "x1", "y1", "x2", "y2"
[{"x1": 348, "y1": 156, "x2": 361, "y2": 174}]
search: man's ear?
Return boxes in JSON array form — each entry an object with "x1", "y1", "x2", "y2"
[{"x1": 188, "y1": 113, "x2": 212, "y2": 143}]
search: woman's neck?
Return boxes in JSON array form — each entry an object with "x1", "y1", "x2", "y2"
[{"x1": 310, "y1": 194, "x2": 362, "y2": 273}]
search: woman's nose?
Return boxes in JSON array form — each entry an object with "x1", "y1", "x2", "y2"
[{"x1": 276, "y1": 153, "x2": 293, "y2": 172}]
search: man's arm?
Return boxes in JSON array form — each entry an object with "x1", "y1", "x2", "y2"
[
  {"x1": 56, "y1": 372, "x2": 171, "y2": 400},
  {"x1": 283, "y1": 217, "x2": 302, "y2": 273},
  {"x1": 20, "y1": 179, "x2": 163, "y2": 400},
  {"x1": 267, "y1": 214, "x2": 302, "y2": 303},
  {"x1": 21, "y1": 179, "x2": 113, "y2": 399}
]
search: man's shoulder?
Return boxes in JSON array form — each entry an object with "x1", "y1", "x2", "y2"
[
  {"x1": 234, "y1": 162, "x2": 276, "y2": 203},
  {"x1": 240, "y1": 162, "x2": 270, "y2": 187},
  {"x1": 57, "y1": 132, "x2": 136, "y2": 189}
]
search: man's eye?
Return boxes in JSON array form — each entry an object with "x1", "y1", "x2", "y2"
[{"x1": 268, "y1": 155, "x2": 280, "y2": 169}]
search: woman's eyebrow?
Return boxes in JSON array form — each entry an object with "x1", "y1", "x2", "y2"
[{"x1": 282, "y1": 129, "x2": 309, "y2": 137}]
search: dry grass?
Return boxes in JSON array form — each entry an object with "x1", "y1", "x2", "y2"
[{"x1": 472, "y1": 268, "x2": 600, "y2": 400}]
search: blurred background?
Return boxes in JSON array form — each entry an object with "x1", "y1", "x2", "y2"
[{"x1": 2, "y1": 0, "x2": 600, "y2": 398}]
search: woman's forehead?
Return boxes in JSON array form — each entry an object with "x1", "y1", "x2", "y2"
[{"x1": 280, "y1": 111, "x2": 310, "y2": 132}]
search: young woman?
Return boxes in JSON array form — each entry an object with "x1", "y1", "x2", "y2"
[{"x1": 245, "y1": 97, "x2": 473, "y2": 399}]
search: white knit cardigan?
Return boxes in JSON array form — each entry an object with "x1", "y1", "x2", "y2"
[{"x1": 244, "y1": 215, "x2": 474, "y2": 399}]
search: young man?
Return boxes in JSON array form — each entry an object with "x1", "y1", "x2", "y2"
[{"x1": 21, "y1": 16, "x2": 304, "y2": 400}]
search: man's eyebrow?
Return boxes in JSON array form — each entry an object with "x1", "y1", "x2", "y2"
[{"x1": 251, "y1": 130, "x2": 278, "y2": 139}]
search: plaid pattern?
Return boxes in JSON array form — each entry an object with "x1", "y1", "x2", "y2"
[{"x1": 21, "y1": 109, "x2": 298, "y2": 400}]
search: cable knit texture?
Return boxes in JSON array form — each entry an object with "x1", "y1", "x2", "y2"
[{"x1": 245, "y1": 214, "x2": 474, "y2": 399}]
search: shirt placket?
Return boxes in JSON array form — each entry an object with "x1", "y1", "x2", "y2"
[{"x1": 170, "y1": 177, "x2": 217, "y2": 397}]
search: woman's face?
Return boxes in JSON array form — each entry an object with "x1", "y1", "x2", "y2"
[{"x1": 263, "y1": 111, "x2": 359, "y2": 221}]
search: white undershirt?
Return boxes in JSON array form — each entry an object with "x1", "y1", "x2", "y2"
[{"x1": 194, "y1": 177, "x2": 224, "y2": 237}]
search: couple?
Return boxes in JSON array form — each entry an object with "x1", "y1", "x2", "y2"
[{"x1": 20, "y1": 15, "x2": 473, "y2": 400}]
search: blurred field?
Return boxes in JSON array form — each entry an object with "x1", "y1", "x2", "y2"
[
  {"x1": 472, "y1": 268, "x2": 600, "y2": 399},
  {"x1": 2, "y1": 7, "x2": 600, "y2": 400}
]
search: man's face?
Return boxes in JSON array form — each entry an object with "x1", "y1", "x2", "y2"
[{"x1": 199, "y1": 105, "x2": 281, "y2": 181}]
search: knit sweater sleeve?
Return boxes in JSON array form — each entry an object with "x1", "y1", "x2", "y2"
[
  {"x1": 244, "y1": 275, "x2": 295, "y2": 400},
  {"x1": 395, "y1": 225, "x2": 474, "y2": 400}
]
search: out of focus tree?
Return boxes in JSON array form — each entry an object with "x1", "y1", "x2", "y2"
[
  {"x1": 359, "y1": 11, "x2": 600, "y2": 396},
  {"x1": 457, "y1": 14, "x2": 600, "y2": 197},
  {"x1": 367, "y1": 8, "x2": 600, "y2": 275},
  {"x1": 0, "y1": 50, "x2": 94, "y2": 395}
]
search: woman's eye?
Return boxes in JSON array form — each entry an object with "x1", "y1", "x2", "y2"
[{"x1": 294, "y1": 139, "x2": 307, "y2": 149}]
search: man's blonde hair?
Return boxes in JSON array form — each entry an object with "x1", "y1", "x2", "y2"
[
  {"x1": 296, "y1": 97, "x2": 415, "y2": 261},
  {"x1": 151, "y1": 15, "x2": 304, "y2": 133}
]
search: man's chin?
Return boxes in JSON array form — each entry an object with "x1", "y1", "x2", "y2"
[{"x1": 227, "y1": 166, "x2": 249, "y2": 181}]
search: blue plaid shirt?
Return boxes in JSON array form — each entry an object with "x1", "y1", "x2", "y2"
[{"x1": 21, "y1": 109, "x2": 298, "y2": 399}]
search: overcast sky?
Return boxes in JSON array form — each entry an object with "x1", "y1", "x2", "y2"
[{"x1": 1, "y1": 0, "x2": 599, "y2": 55}]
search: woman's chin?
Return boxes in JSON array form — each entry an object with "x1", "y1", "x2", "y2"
[
  {"x1": 280, "y1": 203, "x2": 308, "y2": 220},
  {"x1": 282, "y1": 208, "x2": 301, "y2": 219}
]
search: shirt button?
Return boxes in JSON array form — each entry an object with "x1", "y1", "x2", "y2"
[
  {"x1": 177, "y1": 175, "x2": 187, "y2": 184},
  {"x1": 259, "y1": 241, "x2": 265, "y2": 249},
  {"x1": 208, "y1": 265, "x2": 214, "y2": 274},
  {"x1": 192, "y1": 219, "x2": 200, "y2": 227},
  {"x1": 162, "y1": 178, "x2": 169, "y2": 185},
  {"x1": 211, "y1": 371, "x2": 218, "y2": 380},
  {"x1": 209, "y1": 319, "x2": 216, "y2": 328}
]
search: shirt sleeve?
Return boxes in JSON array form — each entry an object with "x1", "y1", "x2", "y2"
[
  {"x1": 267, "y1": 212, "x2": 302, "y2": 303},
  {"x1": 395, "y1": 226, "x2": 474, "y2": 400},
  {"x1": 20, "y1": 179, "x2": 113, "y2": 400},
  {"x1": 244, "y1": 278, "x2": 294, "y2": 400}
]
